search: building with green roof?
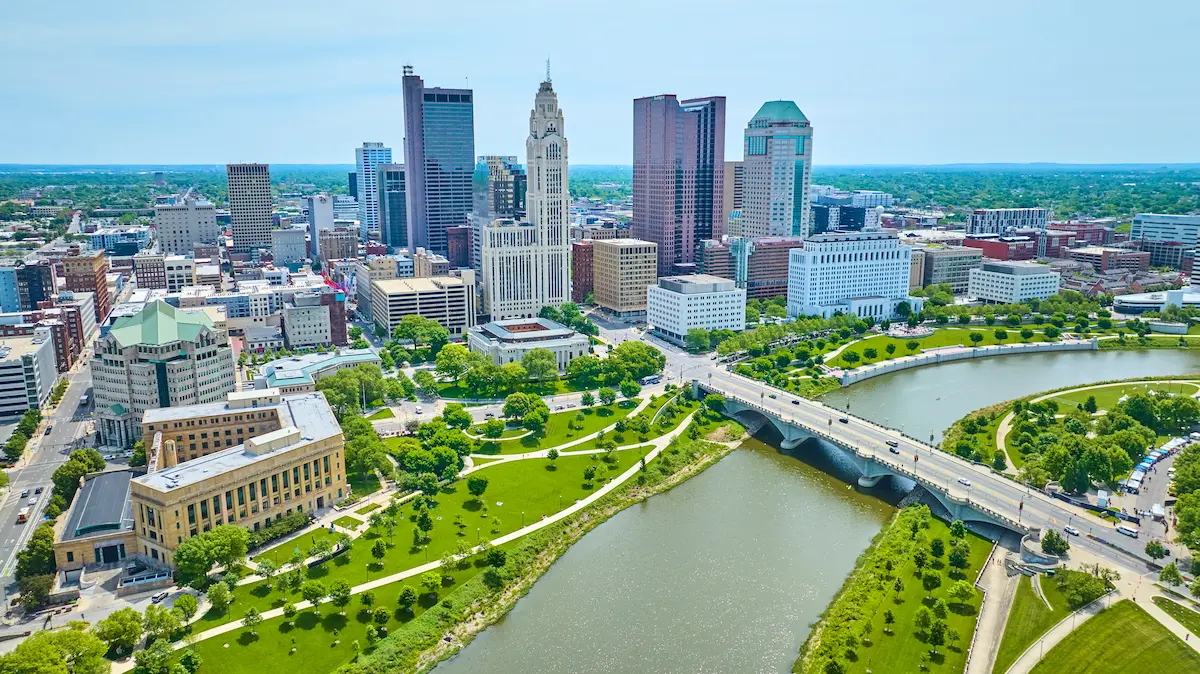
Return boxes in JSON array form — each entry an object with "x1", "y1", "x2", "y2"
[
  {"x1": 743, "y1": 99, "x2": 814, "y2": 238},
  {"x1": 91, "y1": 300, "x2": 236, "y2": 448}
]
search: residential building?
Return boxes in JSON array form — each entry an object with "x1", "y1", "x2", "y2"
[
  {"x1": 306, "y1": 194, "x2": 335, "y2": 257},
  {"x1": 164, "y1": 256, "x2": 195, "y2": 293},
  {"x1": 787, "y1": 231, "x2": 922, "y2": 320},
  {"x1": 402, "y1": 66, "x2": 475, "y2": 254},
  {"x1": 0, "y1": 302, "x2": 89, "y2": 372},
  {"x1": 467, "y1": 318, "x2": 589, "y2": 372},
  {"x1": 130, "y1": 391, "x2": 347, "y2": 567},
  {"x1": 271, "y1": 228, "x2": 307, "y2": 265},
  {"x1": 249, "y1": 349, "x2": 379, "y2": 394},
  {"x1": 413, "y1": 247, "x2": 450, "y2": 278},
  {"x1": 647, "y1": 274, "x2": 745, "y2": 345},
  {"x1": 962, "y1": 234, "x2": 1038, "y2": 261},
  {"x1": 370, "y1": 273, "x2": 478, "y2": 337},
  {"x1": 592, "y1": 238, "x2": 658, "y2": 318},
  {"x1": 966, "y1": 208, "x2": 1051, "y2": 235},
  {"x1": 920, "y1": 246, "x2": 983, "y2": 293},
  {"x1": 1048, "y1": 221, "x2": 1113, "y2": 246},
  {"x1": 742, "y1": 101, "x2": 814, "y2": 238},
  {"x1": 968, "y1": 261, "x2": 1061, "y2": 304},
  {"x1": 0, "y1": 331, "x2": 57, "y2": 416},
  {"x1": 571, "y1": 241, "x2": 593, "y2": 303},
  {"x1": 318, "y1": 228, "x2": 357, "y2": 266},
  {"x1": 721, "y1": 161, "x2": 744, "y2": 230},
  {"x1": 227, "y1": 164, "x2": 273, "y2": 251},
  {"x1": 281, "y1": 293, "x2": 331, "y2": 349},
  {"x1": 1130, "y1": 214, "x2": 1200, "y2": 246},
  {"x1": 1068, "y1": 246, "x2": 1150, "y2": 272},
  {"x1": 91, "y1": 301, "x2": 236, "y2": 447},
  {"x1": 355, "y1": 142, "x2": 392, "y2": 238},
  {"x1": 632, "y1": 94, "x2": 725, "y2": 274},
  {"x1": 52, "y1": 470, "x2": 137, "y2": 571},
  {"x1": 730, "y1": 236, "x2": 804, "y2": 299},
  {"x1": 62, "y1": 248, "x2": 111, "y2": 322},
  {"x1": 154, "y1": 198, "x2": 220, "y2": 255},
  {"x1": 446, "y1": 226, "x2": 471, "y2": 269},
  {"x1": 376, "y1": 164, "x2": 407, "y2": 250}
]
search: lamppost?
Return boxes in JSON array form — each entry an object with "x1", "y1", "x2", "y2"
[{"x1": 521, "y1": 511, "x2": 526, "y2": 527}]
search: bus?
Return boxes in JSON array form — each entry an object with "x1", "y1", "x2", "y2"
[
  {"x1": 1116, "y1": 525, "x2": 1139, "y2": 538},
  {"x1": 16, "y1": 507, "x2": 30, "y2": 524},
  {"x1": 640, "y1": 374, "x2": 662, "y2": 386}
]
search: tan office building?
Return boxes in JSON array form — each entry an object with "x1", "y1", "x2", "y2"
[
  {"x1": 131, "y1": 390, "x2": 347, "y2": 566},
  {"x1": 371, "y1": 272, "x2": 478, "y2": 337},
  {"x1": 593, "y1": 238, "x2": 658, "y2": 318}
]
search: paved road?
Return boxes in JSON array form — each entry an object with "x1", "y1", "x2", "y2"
[{"x1": 702, "y1": 368, "x2": 1156, "y2": 570}]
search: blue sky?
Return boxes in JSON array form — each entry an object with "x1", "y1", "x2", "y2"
[{"x1": 2, "y1": 1, "x2": 1196, "y2": 166}]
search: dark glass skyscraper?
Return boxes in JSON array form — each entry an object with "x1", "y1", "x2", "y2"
[
  {"x1": 402, "y1": 66, "x2": 476, "y2": 254},
  {"x1": 377, "y1": 164, "x2": 407, "y2": 250}
]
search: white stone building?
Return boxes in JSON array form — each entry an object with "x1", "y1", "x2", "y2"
[
  {"x1": 967, "y1": 261, "x2": 1060, "y2": 304},
  {"x1": 306, "y1": 194, "x2": 335, "y2": 257},
  {"x1": 0, "y1": 330, "x2": 57, "y2": 417},
  {"x1": 154, "y1": 198, "x2": 219, "y2": 255},
  {"x1": 467, "y1": 318, "x2": 589, "y2": 372},
  {"x1": 647, "y1": 274, "x2": 746, "y2": 346},
  {"x1": 786, "y1": 231, "x2": 923, "y2": 320}
]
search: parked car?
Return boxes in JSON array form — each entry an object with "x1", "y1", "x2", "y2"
[
  {"x1": 484, "y1": 413, "x2": 494, "y2": 418},
  {"x1": 151, "y1": 591, "x2": 169, "y2": 603},
  {"x1": 43, "y1": 425, "x2": 52, "y2": 434},
  {"x1": 415, "y1": 407, "x2": 424, "y2": 415}
]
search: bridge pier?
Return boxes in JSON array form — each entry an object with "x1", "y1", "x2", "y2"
[
  {"x1": 857, "y1": 474, "x2": 885, "y2": 488},
  {"x1": 780, "y1": 437, "x2": 805, "y2": 450}
]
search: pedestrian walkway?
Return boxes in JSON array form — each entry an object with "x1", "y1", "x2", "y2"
[{"x1": 965, "y1": 533, "x2": 1022, "y2": 674}]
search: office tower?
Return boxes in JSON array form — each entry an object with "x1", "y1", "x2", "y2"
[
  {"x1": 966, "y1": 208, "x2": 1050, "y2": 235},
  {"x1": 1, "y1": 260, "x2": 57, "y2": 312},
  {"x1": 742, "y1": 101, "x2": 814, "y2": 238},
  {"x1": 413, "y1": 248, "x2": 450, "y2": 277},
  {"x1": 722, "y1": 161, "x2": 744, "y2": 232},
  {"x1": 786, "y1": 231, "x2": 918, "y2": 320},
  {"x1": 62, "y1": 249, "x2": 110, "y2": 322},
  {"x1": 446, "y1": 226, "x2": 470, "y2": 269},
  {"x1": 307, "y1": 194, "x2": 334, "y2": 257},
  {"x1": 402, "y1": 66, "x2": 475, "y2": 254},
  {"x1": 370, "y1": 274, "x2": 478, "y2": 337},
  {"x1": 632, "y1": 94, "x2": 725, "y2": 275},
  {"x1": 348, "y1": 171, "x2": 358, "y2": 199},
  {"x1": 271, "y1": 228, "x2": 307, "y2": 264},
  {"x1": 154, "y1": 197, "x2": 219, "y2": 255},
  {"x1": 571, "y1": 241, "x2": 593, "y2": 303},
  {"x1": 226, "y1": 163, "x2": 272, "y2": 251},
  {"x1": 355, "y1": 142, "x2": 392, "y2": 238},
  {"x1": 730, "y1": 236, "x2": 805, "y2": 299},
  {"x1": 521, "y1": 72, "x2": 570, "y2": 312},
  {"x1": 482, "y1": 156, "x2": 527, "y2": 218},
  {"x1": 592, "y1": 238, "x2": 658, "y2": 318},
  {"x1": 317, "y1": 228, "x2": 358, "y2": 267},
  {"x1": 1130, "y1": 214, "x2": 1200, "y2": 246},
  {"x1": 376, "y1": 164, "x2": 408, "y2": 250},
  {"x1": 481, "y1": 218, "x2": 569, "y2": 321}
]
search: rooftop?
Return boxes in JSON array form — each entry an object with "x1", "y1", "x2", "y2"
[
  {"x1": 60, "y1": 470, "x2": 134, "y2": 542},
  {"x1": 135, "y1": 393, "x2": 340, "y2": 492},
  {"x1": 1072, "y1": 246, "x2": 1141, "y2": 255},
  {"x1": 374, "y1": 277, "x2": 469, "y2": 294},
  {"x1": 475, "y1": 318, "x2": 578, "y2": 343},
  {"x1": 107, "y1": 300, "x2": 215, "y2": 347},
  {"x1": 751, "y1": 100, "x2": 809, "y2": 124},
  {"x1": 260, "y1": 349, "x2": 379, "y2": 388},
  {"x1": 0, "y1": 333, "x2": 51, "y2": 360}
]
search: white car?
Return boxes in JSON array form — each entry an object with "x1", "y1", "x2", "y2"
[
  {"x1": 415, "y1": 407, "x2": 424, "y2": 415},
  {"x1": 1064, "y1": 526, "x2": 1080, "y2": 536},
  {"x1": 957, "y1": 478, "x2": 972, "y2": 487}
]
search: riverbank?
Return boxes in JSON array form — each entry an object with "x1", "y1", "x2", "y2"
[{"x1": 342, "y1": 434, "x2": 742, "y2": 674}]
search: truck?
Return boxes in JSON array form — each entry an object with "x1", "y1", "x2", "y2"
[{"x1": 16, "y1": 507, "x2": 30, "y2": 524}]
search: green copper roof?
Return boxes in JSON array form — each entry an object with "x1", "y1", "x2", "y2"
[
  {"x1": 752, "y1": 100, "x2": 808, "y2": 123},
  {"x1": 107, "y1": 300, "x2": 214, "y2": 347}
]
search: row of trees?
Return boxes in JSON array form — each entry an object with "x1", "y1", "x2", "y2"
[{"x1": 2, "y1": 409, "x2": 41, "y2": 463}]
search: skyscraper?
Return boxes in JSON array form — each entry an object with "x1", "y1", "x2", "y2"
[
  {"x1": 376, "y1": 164, "x2": 408, "y2": 250},
  {"x1": 742, "y1": 101, "x2": 813, "y2": 238},
  {"x1": 355, "y1": 142, "x2": 392, "y2": 239},
  {"x1": 306, "y1": 194, "x2": 334, "y2": 258},
  {"x1": 155, "y1": 197, "x2": 219, "y2": 255},
  {"x1": 632, "y1": 94, "x2": 725, "y2": 275},
  {"x1": 722, "y1": 161, "x2": 744, "y2": 232},
  {"x1": 402, "y1": 66, "x2": 475, "y2": 254},
  {"x1": 226, "y1": 163, "x2": 272, "y2": 251}
]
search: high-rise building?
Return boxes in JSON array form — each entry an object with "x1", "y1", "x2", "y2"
[
  {"x1": 348, "y1": 171, "x2": 358, "y2": 199},
  {"x1": 318, "y1": 228, "x2": 357, "y2": 266},
  {"x1": 0, "y1": 331, "x2": 57, "y2": 417},
  {"x1": 592, "y1": 238, "x2": 658, "y2": 318},
  {"x1": 469, "y1": 156, "x2": 529, "y2": 274},
  {"x1": 786, "y1": 231, "x2": 920, "y2": 320},
  {"x1": 481, "y1": 219, "x2": 569, "y2": 320},
  {"x1": 154, "y1": 198, "x2": 219, "y2": 255},
  {"x1": 306, "y1": 194, "x2": 335, "y2": 258},
  {"x1": 571, "y1": 241, "x2": 593, "y2": 303},
  {"x1": 446, "y1": 226, "x2": 471, "y2": 269},
  {"x1": 698, "y1": 239, "x2": 734, "y2": 279},
  {"x1": 0, "y1": 260, "x2": 56, "y2": 312},
  {"x1": 271, "y1": 228, "x2": 307, "y2": 264},
  {"x1": 227, "y1": 164, "x2": 273, "y2": 251},
  {"x1": 966, "y1": 208, "x2": 1051, "y2": 236},
  {"x1": 376, "y1": 164, "x2": 408, "y2": 250},
  {"x1": 742, "y1": 101, "x2": 814, "y2": 238},
  {"x1": 402, "y1": 66, "x2": 475, "y2": 254},
  {"x1": 730, "y1": 236, "x2": 805, "y2": 299},
  {"x1": 1130, "y1": 214, "x2": 1200, "y2": 246},
  {"x1": 722, "y1": 161, "x2": 744, "y2": 233},
  {"x1": 62, "y1": 248, "x2": 110, "y2": 322},
  {"x1": 632, "y1": 94, "x2": 725, "y2": 274},
  {"x1": 355, "y1": 142, "x2": 392, "y2": 238}
]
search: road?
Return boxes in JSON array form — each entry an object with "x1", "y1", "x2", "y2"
[
  {"x1": 702, "y1": 368, "x2": 1157, "y2": 571},
  {"x1": 0, "y1": 358, "x2": 96, "y2": 603}
]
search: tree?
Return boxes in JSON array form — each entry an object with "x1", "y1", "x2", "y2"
[
  {"x1": 913, "y1": 548, "x2": 928, "y2": 571},
  {"x1": 968, "y1": 331, "x2": 984, "y2": 346},
  {"x1": 442, "y1": 403, "x2": 473, "y2": 430},
  {"x1": 685, "y1": 328, "x2": 711, "y2": 351},
  {"x1": 206, "y1": 582, "x2": 232, "y2": 613},
  {"x1": 950, "y1": 520, "x2": 966, "y2": 539},
  {"x1": 921, "y1": 569, "x2": 942, "y2": 596},
  {"x1": 371, "y1": 540, "x2": 387, "y2": 566},
  {"x1": 893, "y1": 578, "x2": 905, "y2": 594},
  {"x1": 1161, "y1": 561, "x2": 1184, "y2": 587},
  {"x1": 132, "y1": 637, "x2": 174, "y2": 674},
  {"x1": 906, "y1": 340, "x2": 920, "y2": 353},
  {"x1": 301, "y1": 580, "x2": 328, "y2": 611},
  {"x1": 1041, "y1": 529, "x2": 1070, "y2": 556},
  {"x1": 434, "y1": 343, "x2": 471, "y2": 384},
  {"x1": 17, "y1": 574, "x2": 53, "y2": 611},
  {"x1": 175, "y1": 593, "x2": 199, "y2": 623},
  {"x1": 503, "y1": 392, "x2": 535, "y2": 419},
  {"x1": 242, "y1": 606, "x2": 263, "y2": 634},
  {"x1": 598, "y1": 387, "x2": 617, "y2": 406},
  {"x1": 523, "y1": 406, "x2": 549, "y2": 433},
  {"x1": 398, "y1": 585, "x2": 418, "y2": 612},
  {"x1": 619, "y1": 379, "x2": 641, "y2": 400},
  {"x1": 863, "y1": 347, "x2": 878, "y2": 360},
  {"x1": 949, "y1": 580, "x2": 976, "y2": 605},
  {"x1": 14, "y1": 523, "x2": 55, "y2": 580},
  {"x1": 1020, "y1": 328, "x2": 1034, "y2": 341},
  {"x1": 481, "y1": 417, "x2": 506, "y2": 439},
  {"x1": 1084, "y1": 395, "x2": 1098, "y2": 414},
  {"x1": 467, "y1": 474, "x2": 489, "y2": 501},
  {"x1": 885, "y1": 343, "x2": 896, "y2": 355},
  {"x1": 948, "y1": 540, "x2": 970, "y2": 570},
  {"x1": 330, "y1": 579, "x2": 352, "y2": 611},
  {"x1": 928, "y1": 619, "x2": 947, "y2": 655},
  {"x1": 914, "y1": 605, "x2": 933, "y2": 630},
  {"x1": 581, "y1": 391, "x2": 595, "y2": 407},
  {"x1": 421, "y1": 570, "x2": 442, "y2": 596},
  {"x1": 841, "y1": 350, "x2": 860, "y2": 365},
  {"x1": 95, "y1": 607, "x2": 144, "y2": 655},
  {"x1": 1145, "y1": 539, "x2": 1168, "y2": 560},
  {"x1": 522, "y1": 348, "x2": 558, "y2": 383},
  {"x1": 930, "y1": 538, "x2": 945, "y2": 558},
  {"x1": 143, "y1": 603, "x2": 182, "y2": 643},
  {"x1": 994, "y1": 329, "x2": 1008, "y2": 341},
  {"x1": 413, "y1": 370, "x2": 438, "y2": 397},
  {"x1": 547, "y1": 448, "x2": 559, "y2": 468}
]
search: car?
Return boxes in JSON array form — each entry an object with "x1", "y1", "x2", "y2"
[
  {"x1": 484, "y1": 413, "x2": 494, "y2": 419},
  {"x1": 151, "y1": 591, "x2": 169, "y2": 603},
  {"x1": 27, "y1": 497, "x2": 36, "y2": 507},
  {"x1": 122, "y1": 451, "x2": 133, "y2": 458},
  {"x1": 44, "y1": 425, "x2": 52, "y2": 434},
  {"x1": 957, "y1": 478, "x2": 972, "y2": 487},
  {"x1": 886, "y1": 440, "x2": 899, "y2": 448},
  {"x1": 1064, "y1": 525, "x2": 1080, "y2": 536},
  {"x1": 415, "y1": 407, "x2": 424, "y2": 414},
  {"x1": 838, "y1": 417, "x2": 849, "y2": 424},
  {"x1": 34, "y1": 487, "x2": 42, "y2": 494},
  {"x1": 768, "y1": 394, "x2": 777, "y2": 399},
  {"x1": 889, "y1": 446, "x2": 901, "y2": 455},
  {"x1": 710, "y1": 355, "x2": 718, "y2": 360},
  {"x1": 20, "y1": 489, "x2": 29, "y2": 498},
  {"x1": 791, "y1": 400, "x2": 800, "y2": 405}
]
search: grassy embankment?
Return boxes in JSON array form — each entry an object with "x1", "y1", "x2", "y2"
[
  {"x1": 475, "y1": 400, "x2": 641, "y2": 455},
  {"x1": 990, "y1": 575, "x2": 1072, "y2": 674},
  {"x1": 1028, "y1": 600, "x2": 1200, "y2": 674}
]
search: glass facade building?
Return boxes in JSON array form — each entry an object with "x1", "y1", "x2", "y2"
[{"x1": 377, "y1": 164, "x2": 408, "y2": 250}]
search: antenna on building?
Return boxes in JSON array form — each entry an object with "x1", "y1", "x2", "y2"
[
  {"x1": 403, "y1": 64, "x2": 413, "y2": 76},
  {"x1": 546, "y1": 58, "x2": 551, "y2": 83}
]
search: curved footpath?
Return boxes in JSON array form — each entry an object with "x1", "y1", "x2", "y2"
[{"x1": 111, "y1": 410, "x2": 699, "y2": 673}]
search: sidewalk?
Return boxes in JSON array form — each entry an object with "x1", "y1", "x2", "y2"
[{"x1": 965, "y1": 533, "x2": 1022, "y2": 674}]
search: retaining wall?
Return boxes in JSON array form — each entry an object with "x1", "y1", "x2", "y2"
[{"x1": 838, "y1": 339, "x2": 1098, "y2": 386}]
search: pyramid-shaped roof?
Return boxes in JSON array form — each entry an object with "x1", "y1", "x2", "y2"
[
  {"x1": 752, "y1": 100, "x2": 808, "y2": 123},
  {"x1": 107, "y1": 300, "x2": 214, "y2": 347}
]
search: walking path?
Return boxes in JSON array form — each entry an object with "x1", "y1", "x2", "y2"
[
  {"x1": 965, "y1": 533, "x2": 1022, "y2": 674},
  {"x1": 466, "y1": 396, "x2": 655, "y2": 460},
  {"x1": 112, "y1": 411, "x2": 699, "y2": 672}
]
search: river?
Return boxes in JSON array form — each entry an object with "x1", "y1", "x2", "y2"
[{"x1": 434, "y1": 349, "x2": 1200, "y2": 673}]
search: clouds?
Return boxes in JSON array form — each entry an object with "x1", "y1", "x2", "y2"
[{"x1": 1, "y1": 0, "x2": 1197, "y2": 165}]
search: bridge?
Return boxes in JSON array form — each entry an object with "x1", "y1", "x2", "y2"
[{"x1": 695, "y1": 369, "x2": 1151, "y2": 564}]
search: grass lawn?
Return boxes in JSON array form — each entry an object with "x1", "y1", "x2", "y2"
[
  {"x1": 252, "y1": 528, "x2": 342, "y2": 566},
  {"x1": 347, "y1": 471, "x2": 381, "y2": 498},
  {"x1": 476, "y1": 400, "x2": 640, "y2": 454},
  {"x1": 196, "y1": 449, "x2": 648, "y2": 629},
  {"x1": 991, "y1": 575, "x2": 1072, "y2": 674},
  {"x1": 469, "y1": 424, "x2": 527, "y2": 439},
  {"x1": 1100, "y1": 335, "x2": 1200, "y2": 350},
  {"x1": 333, "y1": 516, "x2": 362, "y2": 530},
  {"x1": 365, "y1": 408, "x2": 394, "y2": 421},
  {"x1": 1048, "y1": 381, "x2": 1199, "y2": 412},
  {"x1": 437, "y1": 377, "x2": 591, "y2": 399},
  {"x1": 1030, "y1": 600, "x2": 1200, "y2": 674},
  {"x1": 355, "y1": 503, "x2": 381, "y2": 516},
  {"x1": 567, "y1": 395, "x2": 698, "y2": 452},
  {"x1": 831, "y1": 328, "x2": 1050, "y2": 369},
  {"x1": 1153, "y1": 595, "x2": 1200, "y2": 634},
  {"x1": 186, "y1": 555, "x2": 489, "y2": 674}
]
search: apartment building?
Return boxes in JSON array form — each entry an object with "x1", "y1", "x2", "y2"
[
  {"x1": 966, "y1": 208, "x2": 1051, "y2": 235},
  {"x1": 271, "y1": 228, "x2": 307, "y2": 265},
  {"x1": 318, "y1": 228, "x2": 357, "y2": 266},
  {"x1": 592, "y1": 238, "x2": 658, "y2": 318}
]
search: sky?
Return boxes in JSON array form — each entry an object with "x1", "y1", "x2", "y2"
[{"x1": 2, "y1": 0, "x2": 1198, "y2": 166}]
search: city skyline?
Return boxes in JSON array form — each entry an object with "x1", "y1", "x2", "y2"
[{"x1": 3, "y1": 1, "x2": 1198, "y2": 166}]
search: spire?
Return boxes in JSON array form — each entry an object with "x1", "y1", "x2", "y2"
[{"x1": 545, "y1": 58, "x2": 551, "y2": 83}]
